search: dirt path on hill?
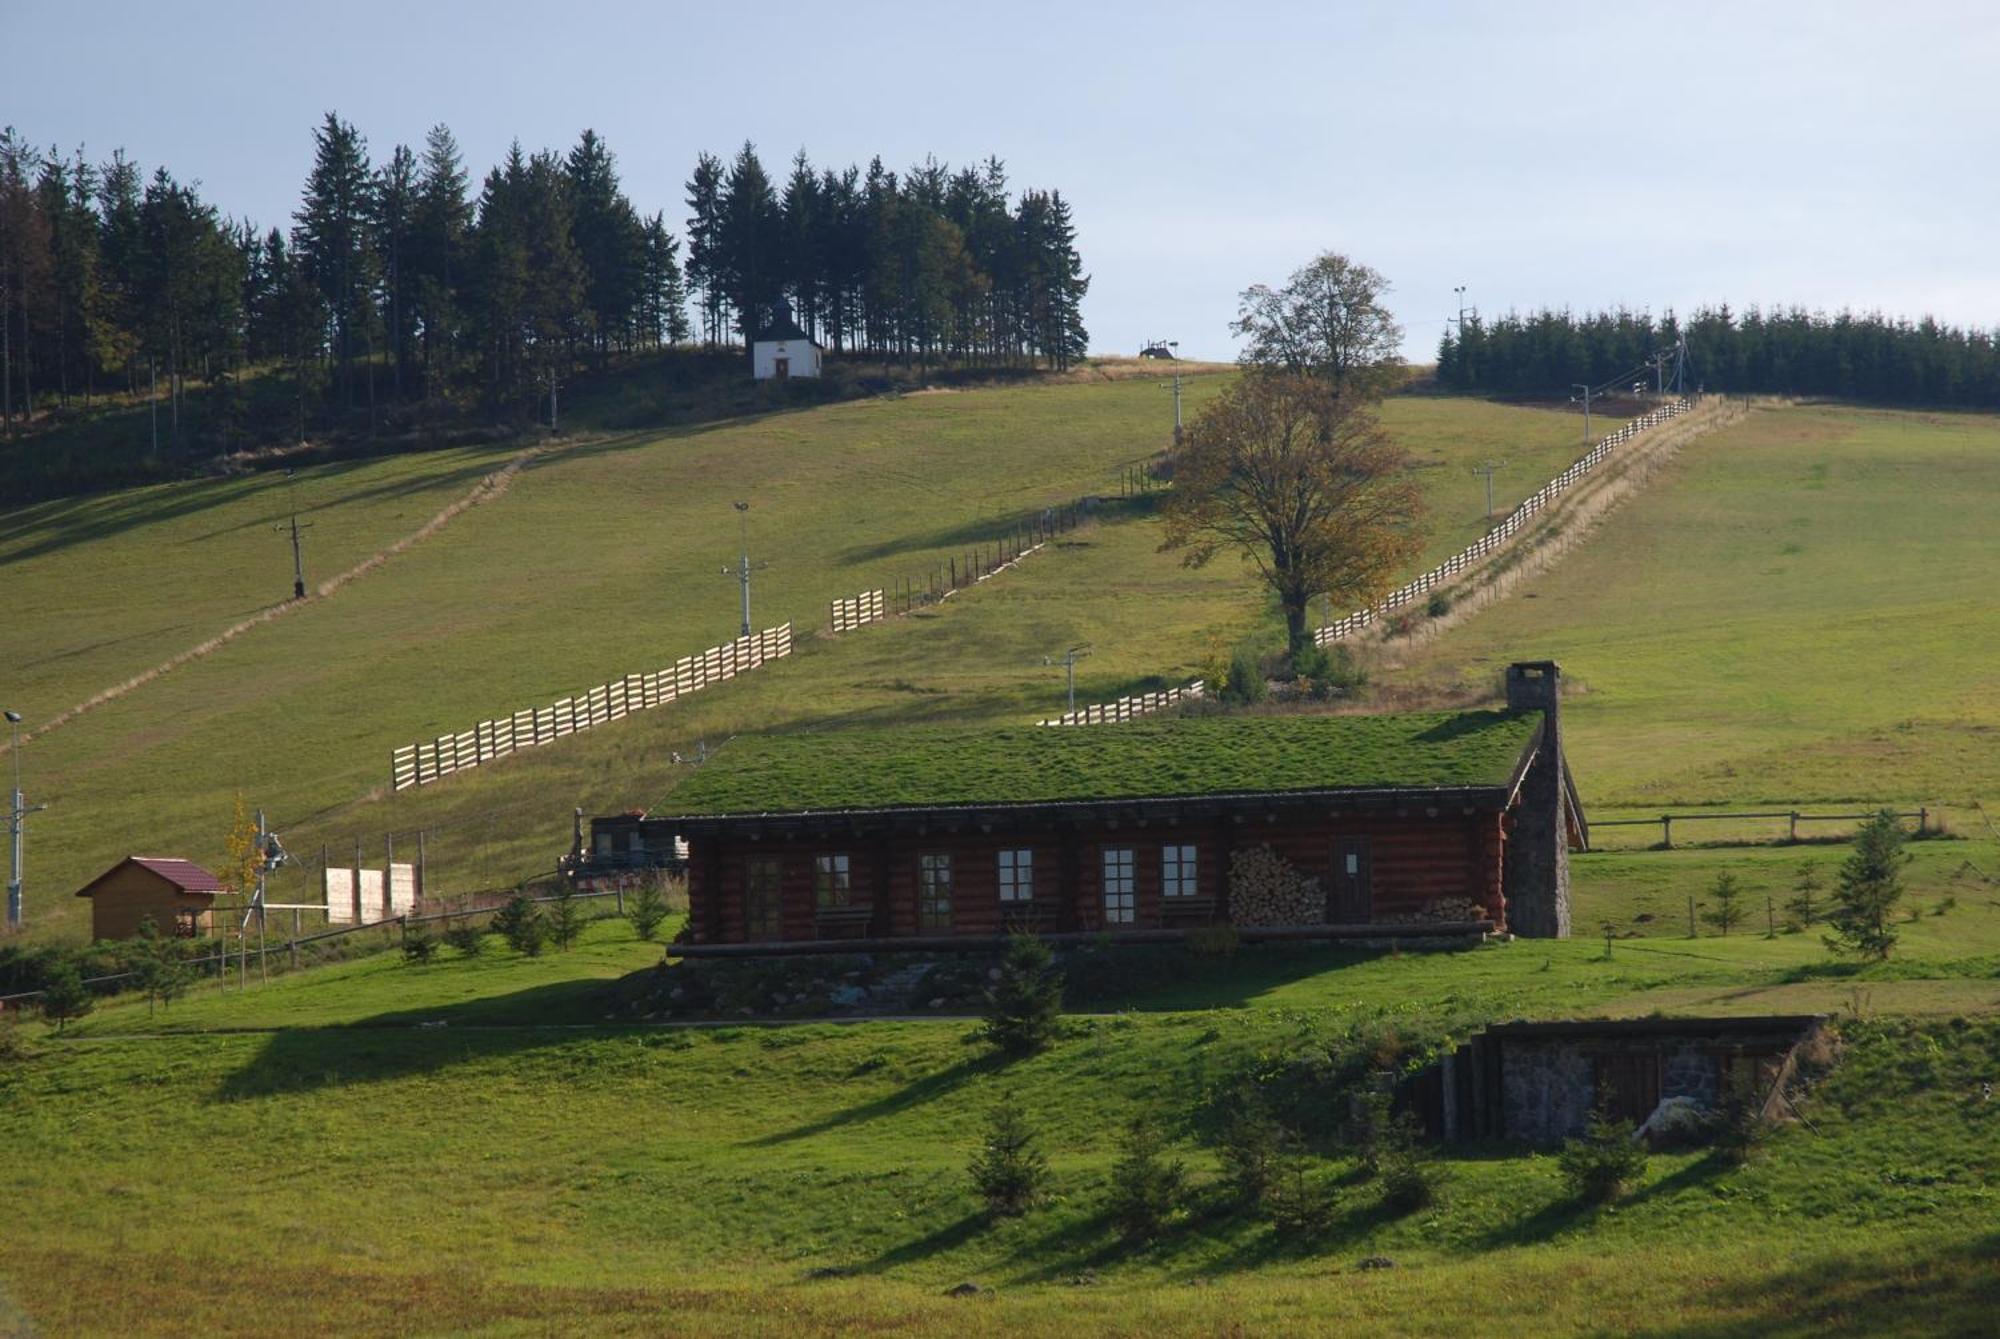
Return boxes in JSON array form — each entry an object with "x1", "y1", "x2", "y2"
[
  {"x1": 1371, "y1": 396, "x2": 1761, "y2": 669},
  {"x1": 17, "y1": 442, "x2": 550, "y2": 747}
]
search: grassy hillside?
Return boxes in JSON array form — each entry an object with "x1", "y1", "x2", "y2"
[
  {"x1": 5, "y1": 380, "x2": 1609, "y2": 941},
  {"x1": 6, "y1": 898, "x2": 1995, "y2": 1335},
  {"x1": 1392, "y1": 403, "x2": 2000, "y2": 809}
]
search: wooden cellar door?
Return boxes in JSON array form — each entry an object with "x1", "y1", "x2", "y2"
[
  {"x1": 1595, "y1": 1052, "x2": 1663, "y2": 1125},
  {"x1": 1330, "y1": 837, "x2": 1372, "y2": 923}
]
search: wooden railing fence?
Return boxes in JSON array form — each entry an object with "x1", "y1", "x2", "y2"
[
  {"x1": 1315, "y1": 398, "x2": 1695, "y2": 646},
  {"x1": 390, "y1": 624, "x2": 792, "y2": 791},
  {"x1": 1041, "y1": 680, "x2": 1205, "y2": 726},
  {"x1": 831, "y1": 588, "x2": 886, "y2": 634},
  {"x1": 1590, "y1": 806, "x2": 1930, "y2": 850}
]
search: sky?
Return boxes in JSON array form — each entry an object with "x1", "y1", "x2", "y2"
[{"x1": 7, "y1": 0, "x2": 1998, "y2": 362}]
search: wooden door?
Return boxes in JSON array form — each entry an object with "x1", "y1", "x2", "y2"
[
  {"x1": 774, "y1": 357, "x2": 790, "y2": 380},
  {"x1": 1594, "y1": 1052, "x2": 1662, "y2": 1124},
  {"x1": 1330, "y1": 837, "x2": 1372, "y2": 923}
]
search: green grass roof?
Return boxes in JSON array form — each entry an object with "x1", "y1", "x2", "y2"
[{"x1": 663, "y1": 709, "x2": 1540, "y2": 816}]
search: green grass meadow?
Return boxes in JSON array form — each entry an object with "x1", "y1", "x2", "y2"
[{"x1": 1396, "y1": 403, "x2": 2000, "y2": 810}]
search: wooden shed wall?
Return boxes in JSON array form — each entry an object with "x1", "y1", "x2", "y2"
[{"x1": 84, "y1": 869, "x2": 216, "y2": 940}]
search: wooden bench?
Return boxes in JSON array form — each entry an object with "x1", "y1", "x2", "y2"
[{"x1": 814, "y1": 905, "x2": 876, "y2": 939}]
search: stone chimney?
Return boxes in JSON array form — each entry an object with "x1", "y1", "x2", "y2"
[{"x1": 1502, "y1": 660, "x2": 1571, "y2": 939}]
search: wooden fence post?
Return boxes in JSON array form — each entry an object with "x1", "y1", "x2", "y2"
[{"x1": 1661, "y1": 815, "x2": 1673, "y2": 849}]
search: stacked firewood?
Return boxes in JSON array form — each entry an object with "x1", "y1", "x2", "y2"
[
  {"x1": 1379, "y1": 896, "x2": 1487, "y2": 926},
  {"x1": 1228, "y1": 845, "x2": 1324, "y2": 927}
]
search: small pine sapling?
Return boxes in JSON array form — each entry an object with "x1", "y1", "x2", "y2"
[
  {"x1": 1217, "y1": 1100, "x2": 1284, "y2": 1211},
  {"x1": 402, "y1": 924, "x2": 439, "y2": 965},
  {"x1": 967, "y1": 1095, "x2": 1048, "y2": 1217},
  {"x1": 443, "y1": 920, "x2": 485, "y2": 956},
  {"x1": 1702, "y1": 872, "x2": 1747, "y2": 937},
  {"x1": 628, "y1": 877, "x2": 669, "y2": 942},
  {"x1": 39, "y1": 961, "x2": 93, "y2": 1034},
  {"x1": 1785, "y1": 861, "x2": 1824, "y2": 930},
  {"x1": 1825, "y1": 810, "x2": 1909, "y2": 961},
  {"x1": 980, "y1": 933, "x2": 1064, "y2": 1057},
  {"x1": 1558, "y1": 1110, "x2": 1649, "y2": 1204},
  {"x1": 133, "y1": 918, "x2": 193, "y2": 1015},
  {"x1": 492, "y1": 892, "x2": 546, "y2": 957},
  {"x1": 1107, "y1": 1115, "x2": 1187, "y2": 1242},
  {"x1": 546, "y1": 886, "x2": 584, "y2": 952}
]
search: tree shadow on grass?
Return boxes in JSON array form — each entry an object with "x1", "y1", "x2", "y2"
[
  {"x1": 1163, "y1": 1191, "x2": 1408, "y2": 1282},
  {"x1": 850, "y1": 1212, "x2": 992, "y2": 1274},
  {"x1": 1606, "y1": 1231, "x2": 2000, "y2": 1338},
  {"x1": 210, "y1": 977, "x2": 627, "y2": 1102},
  {"x1": 1473, "y1": 1148, "x2": 1739, "y2": 1250},
  {"x1": 743, "y1": 1051, "x2": 1009, "y2": 1147}
]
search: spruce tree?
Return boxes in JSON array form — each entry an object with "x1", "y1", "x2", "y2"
[
  {"x1": 967, "y1": 1095, "x2": 1048, "y2": 1217},
  {"x1": 980, "y1": 933, "x2": 1063, "y2": 1056},
  {"x1": 293, "y1": 112, "x2": 376, "y2": 406},
  {"x1": 1702, "y1": 871, "x2": 1747, "y2": 936},
  {"x1": 683, "y1": 151, "x2": 725, "y2": 347},
  {"x1": 39, "y1": 960, "x2": 92, "y2": 1033},
  {"x1": 1825, "y1": 810, "x2": 1909, "y2": 961}
]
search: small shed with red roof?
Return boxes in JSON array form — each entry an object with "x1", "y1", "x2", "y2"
[{"x1": 74, "y1": 857, "x2": 227, "y2": 940}]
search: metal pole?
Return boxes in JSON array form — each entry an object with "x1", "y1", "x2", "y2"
[
  {"x1": 732, "y1": 501, "x2": 752, "y2": 637},
  {"x1": 1572, "y1": 384, "x2": 1592, "y2": 445},
  {"x1": 286, "y1": 471, "x2": 306, "y2": 600},
  {"x1": 6, "y1": 713, "x2": 22, "y2": 930},
  {"x1": 256, "y1": 808, "x2": 269, "y2": 982}
]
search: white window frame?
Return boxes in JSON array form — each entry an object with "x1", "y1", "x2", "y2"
[
  {"x1": 998, "y1": 848, "x2": 1034, "y2": 903},
  {"x1": 745, "y1": 856, "x2": 784, "y2": 939},
  {"x1": 1162, "y1": 843, "x2": 1198, "y2": 898},
  {"x1": 919, "y1": 853, "x2": 953, "y2": 929},
  {"x1": 1102, "y1": 846, "x2": 1136, "y2": 925},
  {"x1": 813, "y1": 853, "x2": 851, "y2": 909}
]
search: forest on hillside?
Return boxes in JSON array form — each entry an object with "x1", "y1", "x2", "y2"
[
  {"x1": 0, "y1": 118, "x2": 1090, "y2": 458},
  {"x1": 1438, "y1": 306, "x2": 2000, "y2": 407}
]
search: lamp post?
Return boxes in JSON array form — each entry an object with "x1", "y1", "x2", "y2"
[
  {"x1": 1043, "y1": 645, "x2": 1090, "y2": 714},
  {"x1": 725, "y1": 501, "x2": 754, "y2": 637},
  {"x1": 274, "y1": 468, "x2": 311, "y2": 601},
  {"x1": 5, "y1": 710, "x2": 45, "y2": 932}
]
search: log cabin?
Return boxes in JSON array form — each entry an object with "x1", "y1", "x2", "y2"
[{"x1": 584, "y1": 661, "x2": 1584, "y2": 952}]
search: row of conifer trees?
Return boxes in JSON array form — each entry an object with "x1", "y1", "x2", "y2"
[
  {"x1": 0, "y1": 118, "x2": 1090, "y2": 453},
  {"x1": 1437, "y1": 306, "x2": 2000, "y2": 407}
]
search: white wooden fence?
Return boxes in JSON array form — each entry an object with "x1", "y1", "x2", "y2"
[
  {"x1": 831, "y1": 588, "x2": 886, "y2": 634},
  {"x1": 390, "y1": 623, "x2": 793, "y2": 791},
  {"x1": 1040, "y1": 680, "x2": 1205, "y2": 726},
  {"x1": 1315, "y1": 398, "x2": 1695, "y2": 646}
]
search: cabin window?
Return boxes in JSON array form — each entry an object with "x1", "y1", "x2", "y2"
[
  {"x1": 919, "y1": 853, "x2": 954, "y2": 929},
  {"x1": 1162, "y1": 843, "x2": 1198, "y2": 898},
  {"x1": 998, "y1": 848, "x2": 1033, "y2": 903},
  {"x1": 593, "y1": 831, "x2": 614, "y2": 857},
  {"x1": 629, "y1": 831, "x2": 647, "y2": 856},
  {"x1": 814, "y1": 853, "x2": 852, "y2": 909},
  {"x1": 1102, "y1": 847, "x2": 1136, "y2": 924},
  {"x1": 746, "y1": 857, "x2": 783, "y2": 940}
]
